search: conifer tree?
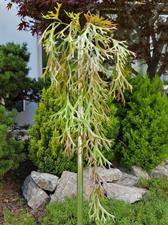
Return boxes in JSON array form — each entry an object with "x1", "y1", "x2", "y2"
[
  {"x1": 29, "y1": 85, "x2": 77, "y2": 176},
  {"x1": 115, "y1": 75, "x2": 168, "y2": 170},
  {"x1": 0, "y1": 106, "x2": 24, "y2": 176},
  {"x1": 0, "y1": 42, "x2": 42, "y2": 109}
]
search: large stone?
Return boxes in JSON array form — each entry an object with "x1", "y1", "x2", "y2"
[
  {"x1": 151, "y1": 160, "x2": 168, "y2": 177},
  {"x1": 131, "y1": 166, "x2": 149, "y2": 179},
  {"x1": 31, "y1": 171, "x2": 59, "y2": 192},
  {"x1": 84, "y1": 167, "x2": 122, "y2": 183},
  {"x1": 51, "y1": 171, "x2": 77, "y2": 202},
  {"x1": 51, "y1": 171, "x2": 91, "y2": 202},
  {"x1": 22, "y1": 175, "x2": 49, "y2": 209},
  {"x1": 115, "y1": 172, "x2": 138, "y2": 187},
  {"x1": 11, "y1": 129, "x2": 29, "y2": 141},
  {"x1": 96, "y1": 167, "x2": 122, "y2": 182},
  {"x1": 103, "y1": 183, "x2": 146, "y2": 203}
]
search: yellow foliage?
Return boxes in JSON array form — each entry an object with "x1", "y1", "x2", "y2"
[
  {"x1": 42, "y1": 3, "x2": 62, "y2": 20},
  {"x1": 84, "y1": 12, "x2": 117, "y2": 29},
  {"x1": 65, "y1": 11, "x2": 81, "y2": 34}
]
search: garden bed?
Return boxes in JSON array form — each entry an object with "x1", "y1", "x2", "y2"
[{"x1": 0, "y1": 161, "x2": 37, "y2": 224}]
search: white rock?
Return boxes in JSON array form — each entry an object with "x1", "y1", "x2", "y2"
[
  {"x1": 51, "y1": 171, "x2": 92, "y2": 202},
  {"x1": 115, "y1": 172, "x2": 138, "y2": 187},
  {"x1": 131, "y1": 166, "x2": 149, "y2": 179},
  {"x1": 31, "y1": 171, "x2": 59, "y2": 192},
  {"x1": 103, "y1": 183, "x2": 146, "y2": 203},
  {"x1": 151, "y1": 160, "x2": 168, "y2": 177},
  {"x1": 51, "y1": 171, "x2": 77, "y2": 202},
  {"x1": 11, "y1": 129, "x2": 29, "y2": 141},
  {"x1": 84, "y1": 167, "x2": 122, "y2": 183},
  {"x1": 22, "y1": 176, "x2": 49, "y2": 209},
  {"x1": 96, "y1": 167, "x2": 122, "y2": 182}
]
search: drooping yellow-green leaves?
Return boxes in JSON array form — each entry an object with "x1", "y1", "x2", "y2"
[{"x1": 41, "y1": 3, "x2": 133, "y2": 224}]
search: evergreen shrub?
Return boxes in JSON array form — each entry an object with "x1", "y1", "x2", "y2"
[
  {"x1": 29, "y1": 75, "x2": 168, "y2": 174},
  {"x1": 0, "y1": 106, "x2": 24, "y2": 176},
  {"x1": 102, "y1": 101, "x2": 120, "y2": 162},
  {"x1": 115, "y1": 75, "x2": 168, "y2": 170},
  {"x1": 29, "y1": 85, "x2": 120, "y2": 175},
  {"x1": 29, "y1": 85, "x2": 77, "y2": 176}
]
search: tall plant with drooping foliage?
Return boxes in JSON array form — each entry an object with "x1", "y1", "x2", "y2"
[{"x1": 41, "y1": 3, "x2": 133, "y2": 224}]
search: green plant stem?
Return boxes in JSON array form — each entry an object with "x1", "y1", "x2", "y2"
[
  {"x1": 77, "y1": 37, "x2": 84, "y2": 225},
  {"x1": 77, "y1": 135, "x2": 83, "y2": 225}
]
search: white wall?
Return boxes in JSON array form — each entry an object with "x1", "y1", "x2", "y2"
[{"x1": 0, "y1": 2, "x2": 42, "y2": 126}]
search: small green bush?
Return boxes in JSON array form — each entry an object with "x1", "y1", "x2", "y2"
[
  {"x1": 0, "y1": 106, "x2": 24, "y2": 176},
  {"x1": 29, "y1": 85, "x2": 77, "y2": 176},
  {"x1": 103, "y1": 101, "x2": 120, "y2": 162},
  {"x1": 115, "y1": 75, "x2": 168, "y2": 170}
]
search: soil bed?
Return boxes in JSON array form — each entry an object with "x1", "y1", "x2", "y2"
[{"x1": 0, "y1": 161, "x2": 38, "y2": 224}]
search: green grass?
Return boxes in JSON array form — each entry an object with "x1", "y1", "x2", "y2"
[
  {"x1": 40, "y1": 190, "x2": 168, "y2": 225},
  {"x1": 138, "y1": 176, "x2": 168, "y2": 192},
  {"x1": 3, "y1": 208, "x2": 36, "y2": 225}
]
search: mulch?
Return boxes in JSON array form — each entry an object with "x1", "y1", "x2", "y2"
[
  {"x1": 0, "y1": 174, "x2": 27, "y2": 224},
  {"x1": 0, "y1": 161, "x2": 37, "y2": 224}
]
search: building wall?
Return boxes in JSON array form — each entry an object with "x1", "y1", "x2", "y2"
[{"x1": 0, "y1": 2, "x2": 42, "y2": 126}]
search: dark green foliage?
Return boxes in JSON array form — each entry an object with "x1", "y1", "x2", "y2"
[
  {"x1": 3, "y1": 208, "x2": 36, "y2": 225},
  {"x1": 102, "y1": 101, "x2": 120, "y2": 163},
  {"x1": 0, "y1": 42, "x2": 44, "y2": 109},
  {"x1": 29, "y1": 85, "x2": 77, "y2": 176},
  {"x1": 0, "y1": 43, "x2": 29, "y2": 106},
  {"x1": 115, "y1": 75, "x2": 168, "y2": 170},
  {"x1": 0, "y1": 106, "x2": 24, "y2": 176}
]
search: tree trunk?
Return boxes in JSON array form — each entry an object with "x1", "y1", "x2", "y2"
[
  {"x1": 147, "y1": 64, "x2": 157, "y2": 80},
  {"x1": 77, "y1": 40, "x2": 83, "y2": 225}
]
